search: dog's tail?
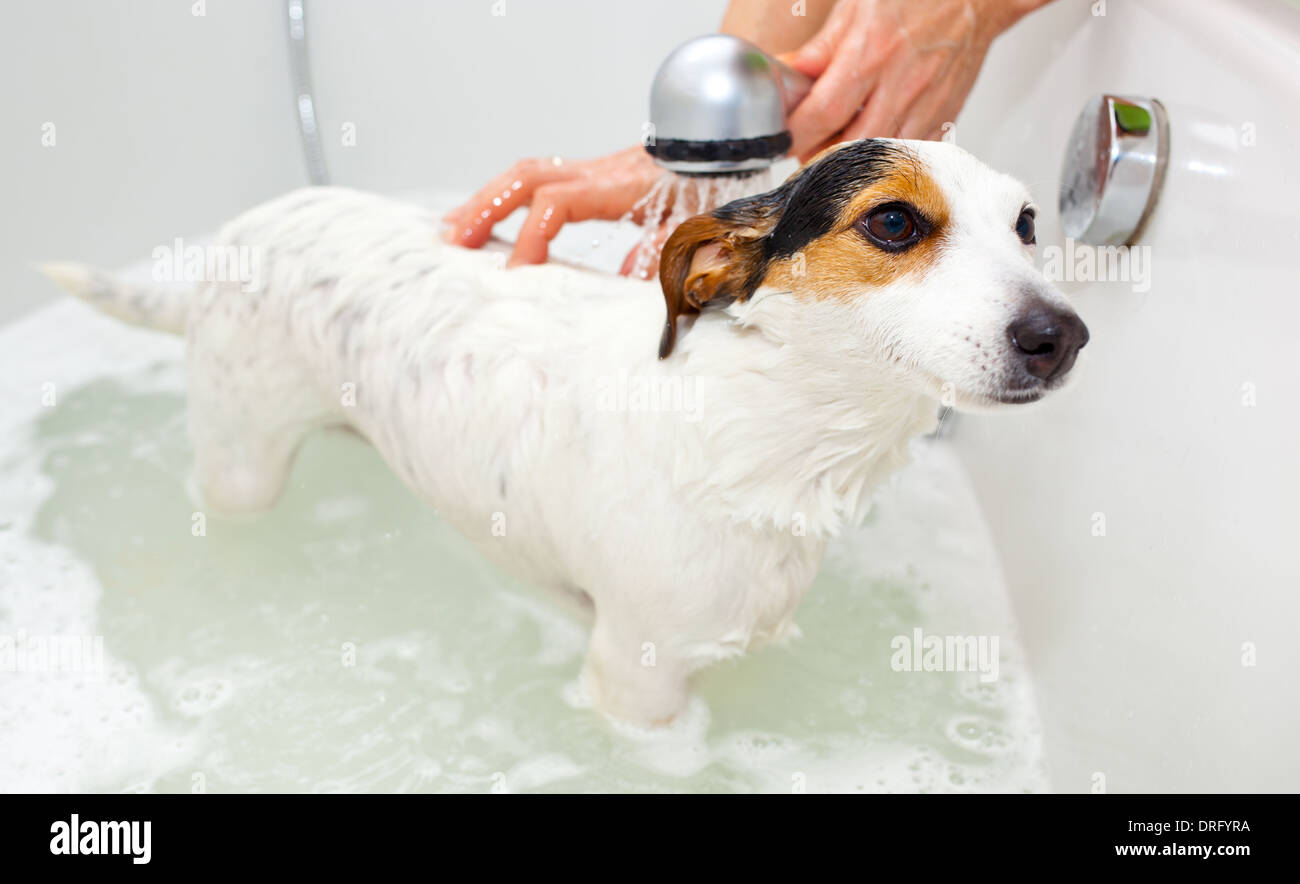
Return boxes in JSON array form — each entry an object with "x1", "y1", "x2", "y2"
[{"x1": 35, "y1": 262, "x2": 189, "y2": 335}]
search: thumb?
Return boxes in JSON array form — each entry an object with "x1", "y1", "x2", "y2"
[{"x1": 787, "y1": 0, "x2": 853, "y2": 77}]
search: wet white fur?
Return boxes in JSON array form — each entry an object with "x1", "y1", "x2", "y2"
[{"x1": 41, "y1": 140, "x2": 1073, "y2": 725}]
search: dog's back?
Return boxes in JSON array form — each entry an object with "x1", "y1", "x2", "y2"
[
  {"x1": 38, "y1": 184, "x2": 834, "y2": 622},
  {"x1": 44, "y1": 187, "x2": 670, "y2": 591},
  {"x1": 212, "y1": 189, "x2": 673, "y2": 576}
]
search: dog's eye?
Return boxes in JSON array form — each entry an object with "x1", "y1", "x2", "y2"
[
  {"x1": 859, "y1": 204, "x2": 922, "y2": 251},
  {"x1": 1015, "y1": 209, "x2": 1036, "y2": 245}
]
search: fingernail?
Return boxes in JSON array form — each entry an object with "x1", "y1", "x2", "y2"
[{"x1": 441, "y1": 223, "x2": 458, "y2": 244}]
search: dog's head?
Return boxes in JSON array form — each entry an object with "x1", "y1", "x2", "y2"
[{"x1": 658, "y1": 139, "x2": 1088, "y2": 408}]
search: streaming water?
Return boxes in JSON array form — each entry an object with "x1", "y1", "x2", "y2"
[
  {"x1": 0, "y1": 199, "x2": 1049, "y2": 794},
  {"x1": 621, "y1": 170, "x2": 775, "y2": 280}
]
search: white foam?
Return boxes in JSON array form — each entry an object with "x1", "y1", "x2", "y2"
[{"x1": 0, "y1": 304, "x2": 190, "y2": 792}]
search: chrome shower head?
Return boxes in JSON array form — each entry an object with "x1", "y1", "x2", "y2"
[{"x1": 644, "y1": 34, "x2": 811, "y2": 176}]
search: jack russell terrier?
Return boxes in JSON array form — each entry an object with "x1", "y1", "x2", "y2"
[{"x1": 42, "y1": 139, "x2": 1088, "y2": 726}]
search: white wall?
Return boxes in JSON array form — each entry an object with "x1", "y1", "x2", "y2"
[
  {"x1": 1, "y1": 1, "x2": 303, "y2": 323},
  {"x1": 0, "y1": 0, "x2": 724, "y2": 325},
  {"x1": 307, "y1": 0, "x2": 724, "y2": 194}
]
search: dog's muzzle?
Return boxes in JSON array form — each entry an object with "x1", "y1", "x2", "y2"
[{"x1": 1007, "y1": 308, "x2": 1090, "y2": 383}]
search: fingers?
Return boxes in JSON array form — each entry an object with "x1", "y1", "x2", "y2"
[
  {"x1": 787, "y1": 0, "x2": 854, "y2": 77},
  {"x1": 897, "y1": 58, "x2": 987, "y2": 141},
  {"x1": 508, "y1": 180, "x2": 639, "y2": 267},
  {"x1": 442, "y1": 157, "x2": 573, "y2": 249},
  {"x1": 801, "y1": 84, "x2": 911, "y2": 161},
  {"x1": 897, "y1": 94, "x2": 957, "y2": 142},
  {"x1": 839, "y1": 90, "x2": 901, "y2": 142},
  {"x1": 796, "y1": 80, "x2": 890, "y2": 163},
  {"x1": 843, "y1": 52, "x2": 946, "y2": 142},
  {"x1": 443, "y1": 147, "x2": 663, "y2": 260},
  {"x1": 786, "y1": 23, "x2": 879, "y2": 158},
  {"x1": 787, "y1": 57, "x2": 877, "y2": 157}
]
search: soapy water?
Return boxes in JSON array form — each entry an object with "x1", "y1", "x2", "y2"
[{"x1": 0, "y1": 202, "x2": 1049, "y2": 794}]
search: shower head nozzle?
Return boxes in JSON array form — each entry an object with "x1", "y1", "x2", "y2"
[{"x1": 644, "y1": 34, "x2": 811, "y2": 176}]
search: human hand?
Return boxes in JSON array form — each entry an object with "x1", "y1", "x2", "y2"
[
  {"x1": 441, "y1": 145, "x2": 667, "y2": 269},
  {"x1": 781, "y1": 0, "x2": 1043, "y2": 158}
]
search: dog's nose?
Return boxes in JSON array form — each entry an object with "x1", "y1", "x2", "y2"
[{"x1": 1007, "y1": 309, "x2": 1089, "y2": 381}]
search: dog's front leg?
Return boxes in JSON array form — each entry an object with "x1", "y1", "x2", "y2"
[{"x1": 582, "y1": 614, "x2": 690, "y2": 727}]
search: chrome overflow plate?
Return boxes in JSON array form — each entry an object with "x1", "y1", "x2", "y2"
[{"x1": 1059, "y1": 95, "x2": 1170, "y2": 246}]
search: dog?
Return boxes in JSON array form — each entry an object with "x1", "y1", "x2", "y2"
[{"x1": 41, "y1": 139, "x2": 1087, "y2": 726}]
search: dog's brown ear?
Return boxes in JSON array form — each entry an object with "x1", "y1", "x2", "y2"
[{"x1": 657, "y1": 213, "x2": 772, "y2": 359}]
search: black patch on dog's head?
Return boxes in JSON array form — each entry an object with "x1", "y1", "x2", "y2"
[
  {"x1": 657, "y1": 139, "x2": 909, "y2": 357},
  {"x1": 708, "y1": 140, "x2": 908, "y2": 296},
  {"x1": 711, "y1": 140, "x2": 906, "y2": 255},
  {"x1": 762, "y1": 140, "x2": 906, "y2": 259}
]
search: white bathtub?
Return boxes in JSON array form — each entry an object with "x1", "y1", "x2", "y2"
[
  {"x1": 949, "y1": 0, "x2": 1300, "y2": 792},
  {"x1": 2, "y1": 0, "x2": 1296, "y2": 794}
]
